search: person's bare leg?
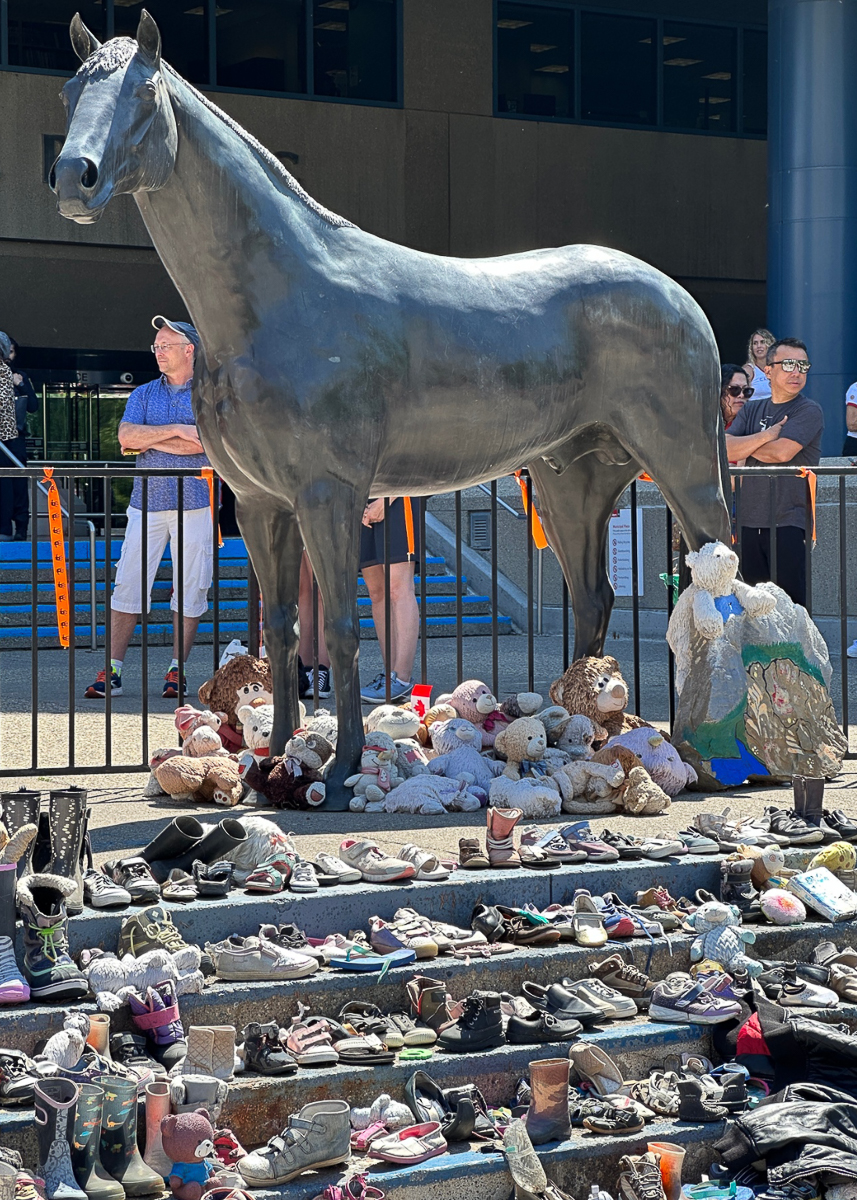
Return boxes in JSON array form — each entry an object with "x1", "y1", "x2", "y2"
[
  {"x1": 388, "y1": 562, "x2": 418, "y2": 682},
  {"x1": 363, "y1": 564, "x2": 391, "y2": 671},
  {"x1": 172, "y1": 613, "x2": 201, "y2": 661},
  {"x1": 109, "y1": 609, "x2": 139, "y2": 661},
  {"x1": 298, "y1": 551, "x2": 329, "y2": 665}
]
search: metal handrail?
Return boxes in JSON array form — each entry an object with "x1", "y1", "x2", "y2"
[{"x1": 0, "y1": 444, "x2": 98, "y2": 649}]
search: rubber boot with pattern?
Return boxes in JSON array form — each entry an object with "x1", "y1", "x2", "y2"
[
  {"x1": 47, "y1": 789, "x2": 87, "y2": 916},
  {"x1": 96, "y1": 1074, "x2": 164, "y2": 1197},
  {"x1": 69, "y1": 1083, "x2": 124, "y2": 1200},
  {"x1": 525, "y1": 1057, "x2": 571, "y2": 1145},
  {"x1": 33, "y1": 1077, "x2": 87, "y2": 1200},
  {"x1": 0, "y1": 789, "x2": 41, "y2": 880}
]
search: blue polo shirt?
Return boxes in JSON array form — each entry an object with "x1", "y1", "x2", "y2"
[{"x1": 121, "y1": 376, "x2": 211, "y2": 512}]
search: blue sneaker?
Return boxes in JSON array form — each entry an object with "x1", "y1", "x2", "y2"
[
  {"x1": 360, "y1": 672, "x2": 414, "y2": 704},
  {"x1": 84, "y1": 668, "x2": 122, "y2": 699}
]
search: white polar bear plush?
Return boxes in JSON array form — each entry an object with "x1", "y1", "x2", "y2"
[{"x1": 667, "y1": 541, "x2": 777, "y2": 692}]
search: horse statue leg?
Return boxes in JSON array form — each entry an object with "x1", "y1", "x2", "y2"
[
  {"x1": 235, "y1": 497, "x2": 304, "y2": 755},
  {"x1": 529, "y1": 452, "x2": 640, "y2": 659},
  {"x1": 297, "y1": 483, "x2": 365, "y2": 811}
]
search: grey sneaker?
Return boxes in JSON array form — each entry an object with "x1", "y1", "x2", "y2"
[
  {"x1": 618, "y1": 1152, "x2": 666, "y2": 1200},
  {"x1": 104, "y1": 857, "x2": 159, "y2": 904},
  {"x1": 649, "y1": 979, "x2": 742, "y2": 1025},
  {"x1": 83, "y1": 868, "x2": 132, "y2": 910},
  {"x1": 360, "y1": 672, "x2": 413, "y2": 703},
  {"x1": 238, "y1": 1100, "x2": 351, "y2": 1185},
  {"x1": 206, "y1": 935, "x2": 319, "y2": 981}
]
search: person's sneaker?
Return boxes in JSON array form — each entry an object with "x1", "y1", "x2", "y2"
[
  {"x1": 618, "y1": 1153, "x2": 666, "y2": 1200},
  {"x1": 83, "y1": 868, "x2": 131, "y2": 910},
  {"x1": 102, "y1": 857, "x2": 160, "y2": 904},
  {"x1": 118, "y1": 903, "x2": 193, "y2": 958},
  {"x1": 360, "y1": 671, "x2": 414, "y2": 703},
  {"x1": 436, "y1": 991, "x2": 504, "y2": 1052},
  {"x1": 84, "y1": 668, "x2": 122, "y2": 699},
  {"x1": 649, "y1": 979, "x2": 742, "y2": 1025},
  {"x1": 848, "y1": 640, "x2": 857, "y2": 659},
  {"x1": 560, "y1": 822, "x2": 619, "y2": 862},
  {"x1": 588, "y1": 955, "x2": 656, "y2": 1007},
  {"x1": 764, "y1": 806, "x2": 824, "y2": 845},
  {"x1": 300, "y1": 666, "x2": 332, "y2": 700},
  {"x1": 162, "y1": 668, "x2": 188, "y2": 699}
]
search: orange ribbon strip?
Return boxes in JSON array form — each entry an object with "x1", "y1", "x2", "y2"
[
  {"x1": 198, "y1": 467, "x2": 224, "y2": 548},
  {"x1": 42, "y1": 467, "x2": 70, "y2": 649},
  {"x1": 799, "y1": 467, "x2": 818, "y2": 546},
  {"x1": 514, "y1": 471, "x2": 549, "y2": 549},
  {"x1": 403, "y1": 497, "x2": 415, "y2": 560}
]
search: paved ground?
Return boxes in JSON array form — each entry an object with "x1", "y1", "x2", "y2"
[{"x1": 1, "y1": 634, "x2": 856, "y2": 865}]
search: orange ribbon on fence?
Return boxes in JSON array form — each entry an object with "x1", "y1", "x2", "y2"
[
  {"x1": 514, "y1": 470, "x2": 549, "y2": 549},
  {"x1": 42, "y1": 467, "x2": 70, "y2": 649},
  {"x1": 799, "y1": 467, "x2": 818, "y2": 546},
  {"x1": 403, "y1": 497, "x2": 415, "y2": 560},
  {"x1": 197, "y1": 467, "x2": 224, "y2": 548}
]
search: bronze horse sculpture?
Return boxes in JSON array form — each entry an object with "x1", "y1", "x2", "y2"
[{"x1": 52, "y1": 12, "x2": 731, "y2": 806}]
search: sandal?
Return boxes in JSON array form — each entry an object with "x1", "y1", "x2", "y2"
[
  {"x1": 328, "y1": 945, "x2": 416, "y2": 975},
  {"x1": 311, "y1": 1176, "x2": 386, "y2": 1200},
  {"x1": 284, "y1": 1013, "x2": 339, "y2": 1066},
  {"x1": 518, "y1": 844, "x2": 561, "y2": 871},
  {"x1": 333, "y1": 1033, "x2": 395, "y2": 1065},
  {"x1": 192, "y1": 859, "x2": 235, "y2": 898},
  {"x1": 244, "y1": 861, "x2": 287, "y2": 894},
  {"x1": 398, "y1": 844, "x2": 449, "y2": 882},
  {"x1": 350, "y1": 1123, "x2": 389, "y2": 1152}
]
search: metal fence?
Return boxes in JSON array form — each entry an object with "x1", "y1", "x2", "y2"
[{"x1": 0, "y1": 461, "x2": 852, "y2": 777}]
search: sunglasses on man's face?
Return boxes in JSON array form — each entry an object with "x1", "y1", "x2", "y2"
[
  {"x1": 770, "y1": 358, "x2": 811, "y2": 374},
  {"x1": 724, "y1": 386, "x2": 754, "y2": 399}
]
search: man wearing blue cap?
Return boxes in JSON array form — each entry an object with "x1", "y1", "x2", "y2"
[{"x1": 85, "y1": 316, "x2": 213, "y2": 700}]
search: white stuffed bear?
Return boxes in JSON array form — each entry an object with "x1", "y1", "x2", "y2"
[
  {"x1": 345, "y1": 733, "x2": 403, "y2": 805},
  {"x1": 364, "y1": 704, "x2": 430, "y2": 778},
  {"x1": 552, "y1": 759, "x2": 627, "y2": 814},
  {"x1": 81, "y1": 947, "x2": 205, "y2": 1012},
  {"x1": 667, "y1": 541, "x2": 777, "y2": 692},
  {"x1": 351, "y1": 774, "x2": 484, "y2": 816}
]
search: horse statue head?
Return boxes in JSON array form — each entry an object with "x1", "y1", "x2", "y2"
[{"x1": 51, "y1": 11, "x2": 177, "y2": 223}]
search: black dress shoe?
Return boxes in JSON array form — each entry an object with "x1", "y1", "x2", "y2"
[
  {"x1": 521, "y1": 981, "x2": 603, "y2": 1026},
  {"x1": 506, "y1": 1009, "x2": 582, "y2": 1044}
]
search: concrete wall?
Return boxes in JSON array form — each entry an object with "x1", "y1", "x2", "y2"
[{"x1": 0, "y1": 0, "x2": 765, "y2": 358}]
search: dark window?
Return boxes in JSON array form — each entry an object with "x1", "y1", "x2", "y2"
[
  {"x1": 8, "y1": 0, "x2": 104, "y2": 72},
  {"x1": 112, "y1": 0, "x2": 209, "y2": 86},
  {"x1": 662, "y1": 22, "x2": 736, "y2": 132},
  {"x1": 217, "y1": 1, "x2": 306, "y2": 93},
  {"x1": 313, "y1": 0, "x2": 397, "y2": 101},
  {"x1": 743, "y1": 28, "x2": 767, "y2": 135},
  {"x1": 580, "y1": 12, "x2": 656, "y2": 125},
  {"x1": 497, "y1": 3, "x2": 574, "y2": 119}
]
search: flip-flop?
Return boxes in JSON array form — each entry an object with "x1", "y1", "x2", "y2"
[{"x1": 329, "y1": 946, "x2": 417, "y2": 976}]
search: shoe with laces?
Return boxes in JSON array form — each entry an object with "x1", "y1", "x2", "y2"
[
  {"x1": 360, "y1": 672, "x2": 414, "y2": 703},
  {"x1": 618, "y1": 1153, "x2": 667, "y2": 1200},
  {"x1": 588, "y1": 955, "x2": 656, "y2": 1007},
  {"x1": 84, "y1": 668, "x2": 122, "y2": 699},
  {"x1": 300, "y1": 666, "x2": 332, "y2": 700},
  {"x1": 676, "y1": 828, "x2": 719, "y2": 854},
  {"x1": 520, "y1": 826, "x2": 587, "y2": 863},
  {"x1": 0, "y1": 936, "x2": 28, "y2": 1004},
  {"x1": 206, "y1": 935, "x2": 319, "y2": 981},
  {"x1": 598, "y1": 830, "x2": 645, "y2": 859},
  {"x1": 312, "y1": 851, "x2": 361, "y2": 885},
  {"x1": 17, "y1": 874, "x2": 88, "y2": 1001},
  {"x1": 102, "y1": 857, "x2": 160, "y2": 904},
  {"x1": 436, "y1": 991, "x2": 504, "y2": 1052},
  {"x1": 338, "y1": 839, "x2": 415, "y2": 883},
  {"x1": 83, "y1": 868, "x2": 131, "y2": 910},
  {"x1": 117, "y1": 903, "x2": 194, "y2": 959},
  {"x1": 162, "y1": 668, "x2": 188, "y2": 699},
  {"x1": 563, "y1": 977, "x2": 638, "y2": 1020},
  {"x1": 649, "y1": 979, "x2": 742, "y2": 1025},
  {"x1": 0, "y1": 1048, "x2": 38, "y2": 1104},
  {"x1": 370, "y1": 915, "x2": 438, "y2": 959},
  {"x1": 763, "y1": 806, "x2": 824, "y2": 845},
  {"x1": 259, "y1": 923, "x2": 326, "y2": 965},
  {"x1": 288, "y1": 860, "x2": 319, "y2": 893},
  {"x1": 560, "y1": 821, "x2": 619, "y2": 862}
]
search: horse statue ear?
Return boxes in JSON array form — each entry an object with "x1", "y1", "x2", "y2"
[
  {"x1": 136, "y1": 9, "x2": 162, "y2": 69},
  {"x1": 69, "y1": 13, "x2": 102, "y2": 63}
]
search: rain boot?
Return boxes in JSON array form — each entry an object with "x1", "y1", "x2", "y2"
[
  {"x1": 0, "y1": 864, "x2": 17, "y2": 945},
  {"x1": 140, "y1": 817, "x2": 206, "y2": 883},
  {"x1": 48, "y1": 789, "x2": 88, "y2": 916},
  {"x1": 69, "y1": 1082, "x2": 124, "y2": 1200},
  {"x1": 33, "y1": 1077, "x2": 87, "y2": 1200},
  {"x1": 1, "y1": 789, "x2": 41, "y2": 879},
  {"x1": 487, "y1": 806, "x2": 523, "y2": 868},
  {"x1": 524, "y1": 1057, "x2": 571, "y2": 1146},
  {"x1": 32, "y1": 812, "x2": 52, "y2": 876},
  {"x1": 85, "y1": 1016, "x2": 112, "y2": 1062},
  {"x1": 17, "y1": 874, "x2": 88, "y2": 1002},
  {"x1": 647, "y1": 1142, "x2": 685, "y2": 1200},
  {"x1": 792, "y1": 775, "x2": 807, "y2": 817},
  {"x1": 142, "y1": 1082, "x2": 172, "y2": 1178},
  {"x1": 148, "y1": 818, "x2": 247, "y2": 881},
  {"x1": 96, "y1": 1074, "x2": 164, "y2": 1197},
  {"x1": 803, "y1": 777, "x2": 825, "y2": 827}
]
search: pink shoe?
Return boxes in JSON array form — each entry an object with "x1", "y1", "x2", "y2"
[{"x1": 560, "y1": 822, "x2": 619, "y2": 862}]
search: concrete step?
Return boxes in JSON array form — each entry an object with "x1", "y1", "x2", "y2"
[{"x1": 0, "y1": 572, "x2": 466, "y2": 598}]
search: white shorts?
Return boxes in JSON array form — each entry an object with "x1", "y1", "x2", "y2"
[{"x1": 111, "y1": 506, "x2": 214, "y2": 619}]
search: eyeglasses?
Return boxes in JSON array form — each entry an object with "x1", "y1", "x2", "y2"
[
  {"x1": 769, "y1": 358, "x2": 811, "y2": 374},
  {"x1": 150, "y1": 341, "x2": 189, "y2": 354},
  {"x1": 724, "y1": 385, "x2": 754, "y2": 399}
]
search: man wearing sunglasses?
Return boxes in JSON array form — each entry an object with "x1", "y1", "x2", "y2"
[{"x1": 725, "y1": 337, "x2": 823, "y2": 607}]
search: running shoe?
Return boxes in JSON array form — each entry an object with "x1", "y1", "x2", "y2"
[
  {"x1": 163, "y1": 669, "x2": 188, "y2": 699},
  {"x1": 84, "y1": 668, "x2": 122, "y2": 699}
]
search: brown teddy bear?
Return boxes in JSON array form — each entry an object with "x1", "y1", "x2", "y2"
[
  {"x1": 549, "y1": 656, "x2": 651, "y2": 743},
  {"x1": 160, "y1": 1109, "x2": 220, "y2": 1200},
  {"x1": 153, "y1": 755, "x2": 245, "y2": 807},
  {"x1": 239, "y1": 731, "x2": 333, "y2": 810},
  {"x1": 197, "y1": 655, "x2": 273, "y2": 751},
  {"x1": 590, "y1": 744, "x2": 671, "y2": 815}
]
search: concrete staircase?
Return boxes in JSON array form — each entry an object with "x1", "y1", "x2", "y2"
[
  {"x1": 0, "y1": 844, "x2": 838, "y2": 1199},
  {"x1": 0, "y1": 538, "x2": 513, "y2": 648}
]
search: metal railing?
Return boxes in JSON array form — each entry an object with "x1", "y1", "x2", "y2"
[{"x1": 0, "y1": 460, "x2": 851, "y2": 776}]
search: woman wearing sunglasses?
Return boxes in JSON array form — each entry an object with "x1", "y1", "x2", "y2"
[{"x1": 720, "y1": 363, "x2": 754, "y2": 431}]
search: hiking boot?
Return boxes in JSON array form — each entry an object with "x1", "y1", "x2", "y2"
[
  {"x1": 588, "y1": 955, "x2": 656, "y2": 1006},
  {"x1": 162, "y1": 669, "x2": 188, "y2": 700},
  {"x1": 406, "y1": 976, "x2": 454, "y2": 1034},
  {"x1": 16, "y1": 874, "x2": 88, "y2": 1001},
  {"x1": 117, "y1": 904, "x2": 191, "y2": 959},
  {"x1": 84, "y1": 669, "x2": 122, "y2": 699},
  {"x1": 238, "y1": 1100, "x2": 351, "y2": 1185},
  {"x1": 109, "y1": 1032, "x2": 161, "y2": 1082},
  {"x1": 102, "y1": 858, "x2": 159, "y2": 905},
  {"x1": 242, "y1": 1022, "x2": 298, "y2": 1075},
  {"x1": 83, "y1": 869, "x2": 131, "y2": 910},
  {"x1": 459, "y1": 837, "x2": 489, "y2": 870},
  {"x1": 486, "y1": 807, "x2": 522, "y2": 868},
  {"x1": 127, "y1": 980, "x2": 188, "y2": 1070},
  {"x1": 618, "y1": 1153, "x2": 666, "y2": 1200},
  {"x1": 720, "y1": 857, "x2": 762, "y2": 922},
  {"x1": 676, "y1": 1077, "x2": 729, "y2": 1122},
  {"x1": 436, "y1": 991, "x2": 504, "y2": 1052}
]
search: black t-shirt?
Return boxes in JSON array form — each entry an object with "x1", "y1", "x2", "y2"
[{"x1": 729, "y1": 392, "x2": 824, "y2": 529}]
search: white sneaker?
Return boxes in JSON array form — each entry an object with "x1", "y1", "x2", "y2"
[
  {"x1": 338, "y1": 838, "x2": 415, "y2": 883},
  {"x1": 566, "y1": 977, "x2": 638, "y2": 1020},
  {"x1": 313, "y1": 851, "x2": 362, "y2": 885},
  {"x1": 288, "y1": 860, "x2": 319, "y2": 893},
  {"x1": 848, "y1": 640, "x2": 857, "y2": 659},
  {"x1": 206, "y1": 935, "x2": 318, "y2": 981}
]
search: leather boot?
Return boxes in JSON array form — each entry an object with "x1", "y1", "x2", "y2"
[
  {"x1": 406, "y1": 975, "x2": 454, "y2": 1033},
  {"x1": 487, "y1": 806, "x2": 523, "y2": 868},
  {"x1": 142, "y1": 1082, "x2": 173, "y2": 1178},
  {"x1": 148, "y1": 818, "x2": 247, "y2": 881},
  {"x1": 140, "y1": 816, "x2": 206, "y2": 882},
  {"x1": 525, "y1": 1057, "x2": 571, "y2": 1145},
  {"x1": 180, "y1": 1025, "x2": 235, "y2": 1080},
  {"x1": 70, "y1": 1082, "x2": 124, "y2": 1200},
  {"x1": 33, "y1": 1077, "x2": 87, "y2": 1200},
  {"x1": 86, "y1": 1015, "x2": 112, "y2": 1061},
  {"x1": 802, "y1": 777, "x2": 825, "y2": 826},
  {"x1": 1, "y1": 789, "x2": 41, "y2": 879},
  {"x1": 48, "y1": 788, "x2": 88, "y2": 915},
  {"x1": 96, "y1": 1074, "x2": 164, "y2": 1197}
]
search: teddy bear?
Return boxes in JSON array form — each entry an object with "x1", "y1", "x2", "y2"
[
  {"x1": 160, "y1": 1110, "x2": 220, "y2": 1200},
  {"x1": 492, "y1": 717, "x2": 552, "y2": 781},
  {"x1": 81, "y1": 946, "x2": 205, "y2": 1012},
  {"x1": 497, "y1": 692, "x2": 544, "y2": 720},
  {"x1": 153, "y1": 755, "x2": 245, "y2": 807},
  {"x1": 414, "y1": 703, "x2": 457, "y2": 751},
  {"x1": 197, "y1": 655, "x2": 273, "y2": 751},
  {"x1": 489, "y1": 774, "x2": 561, "y2": 819},
  {"x1": 587, "y1": 744, "x2": 671, "y2": 815},
  {"x1": 238, "y1": 731, "x2": 332, "y2": 810},
  {"x1": 441, "y1": 680, "x2": 510, "y2": 748},
  {"x1": 428, "y1": 719, "x2": 506, "y2": 791},
  {"x1": 303, "y1": 707, "x2": 338, "y2": 747},
  {"x1": 666, "y1": 540, "x2": 778, "y2": 694},
  {"x1": 687, "y1": 899, "x2": 761, "y2": 977},
  {"x1": 344, "y1": 732, "x2": 403, "y2": 806},
  {"x1": 174, "y1": 706, "x2": 229, "y2": 757},
  {"x1": 353, "y1": 774, "x2": 486, "y2": 815},
  {"x1": 549, "y1": 656, "x2": 651, "y2": 743},
  {"x1": 38, "y1": 1009, "x2": 91, "y2": 1068},
  {"x1": 606, "y1": 727, "x2": 698, "y2": 796},
  {"x1": 551, "y1": 759, "x2": 626, "y2": 814},
  {"x1": 365, "y1": 705, "x2": 430, "y2": 778}
]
